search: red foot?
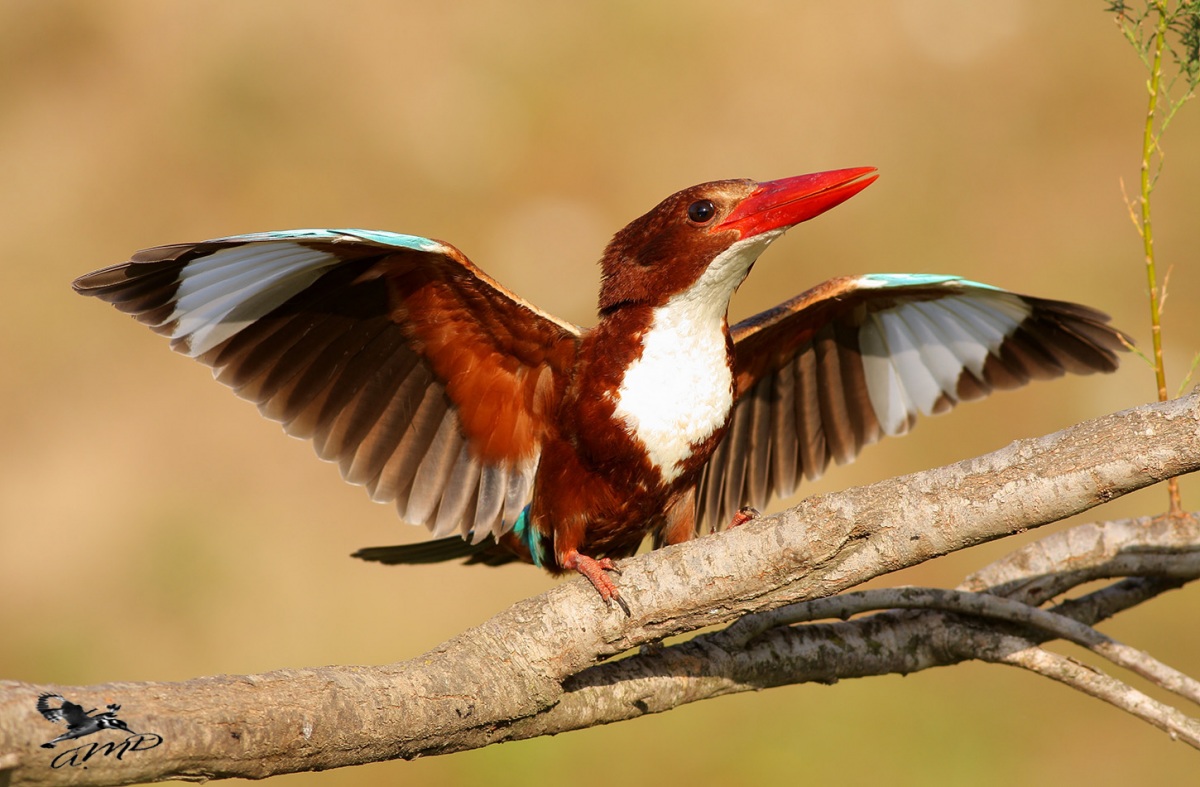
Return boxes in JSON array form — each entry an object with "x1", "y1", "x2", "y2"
[
  {"x1": 728, "y1": 506, "x2": 761, "y2": 529},
  {"x1": 564, "y1": 552, "x2": 630, "y2": 615}
]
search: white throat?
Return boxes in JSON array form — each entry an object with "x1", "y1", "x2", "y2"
[{"x1": 611, "y1": 232, "x2": 779, "y2": 483}]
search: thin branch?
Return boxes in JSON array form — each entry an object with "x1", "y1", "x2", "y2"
[
  {"x1": 1112, "y1": 0, "x2": 1199, "y2": 516},
  {"x1": 995, "y1": 645, "x2": 1200, "y2": 747},
  {"x1": 718, "y1": 586, "x2": 1200, "y2": 706}
]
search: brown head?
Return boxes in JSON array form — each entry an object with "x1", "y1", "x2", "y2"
[{"x1": 597, "y1": 168, "x2": 878, "y2": 314}]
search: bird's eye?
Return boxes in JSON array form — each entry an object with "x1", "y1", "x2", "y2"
[{"x1": 687, "y1": 199, "x2": 716, "y2": 224}]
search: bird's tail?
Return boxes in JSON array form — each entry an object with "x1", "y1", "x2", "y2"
[{"x1": 352, "y1": 535, "x2": 521, "y2": 567}]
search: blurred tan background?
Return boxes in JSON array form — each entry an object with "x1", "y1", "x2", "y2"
[{"x1": 2, "y1": 1, "x2": 1199, "y2": 784}]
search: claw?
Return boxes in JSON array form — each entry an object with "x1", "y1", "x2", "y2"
[
  {"x1": 564, "y1": 552, "x2": 630, "y2": 615},
  {"x1": 729, "y1": 506, "x2": 761, "y2": 529}
]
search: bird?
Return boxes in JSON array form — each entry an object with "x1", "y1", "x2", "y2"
[
  {"x1": 73, "y1": 167, "x2": 1128, "y2": 613},
  {"x1": 36, "y1": 694, "x2": 136, "y2": 748}
]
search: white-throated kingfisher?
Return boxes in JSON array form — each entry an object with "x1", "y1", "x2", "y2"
[{"x1": 73, "y1": 168, "x2": 1128, "y2": 613}]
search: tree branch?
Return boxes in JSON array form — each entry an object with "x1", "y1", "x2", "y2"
[
  {"x1": 716, "y1": 585, "x2": 1200, "y2": 707},
  {"x1": 525, "y1": 574, "x2": 1195, "y2": 737},
  {"x1": 1, "y1": 392, "x2": 1197, "y2": 785},
  {"x1": 995, "y1": 641, "x2": 1200, "y2": 747}
]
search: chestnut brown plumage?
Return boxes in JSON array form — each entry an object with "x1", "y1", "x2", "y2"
[{"x1": 73, "y1": 169, "x2": 1128, "y2": 612}]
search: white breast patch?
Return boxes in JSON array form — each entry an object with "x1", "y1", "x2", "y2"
[
  {"x1": 610, "y1": 232, "x2": 777, "y2": 483},
  {"x1": 612, "y1": 299, "x2": 734, "y2": 483}
]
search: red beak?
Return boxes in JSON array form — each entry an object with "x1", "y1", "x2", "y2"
[{"x1": 715, "y1": 167, "x2": 878, "y2": 239}]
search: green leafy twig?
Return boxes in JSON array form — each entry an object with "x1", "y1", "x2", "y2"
[{"x1": 1108, "y1": 0, "x2": 1200, "y2": 517}]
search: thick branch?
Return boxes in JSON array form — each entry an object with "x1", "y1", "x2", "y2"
[{"x1": 1, "y1": 393, "x2": 1197, "y2": 785}]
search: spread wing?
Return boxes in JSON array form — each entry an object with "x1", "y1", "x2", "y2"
[
  {"x1": 37, "y1": 694, "x2": 91, "y2": 726},
  {"x1": 73, "y1": 229, "x2": 581, "y2": 543},
  {"x1": 37, "y1": 694, "x2": 68, "y2": 725},
  {"x1": 696, "y1": 274, "x2": 1130, "y2": 531}
]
